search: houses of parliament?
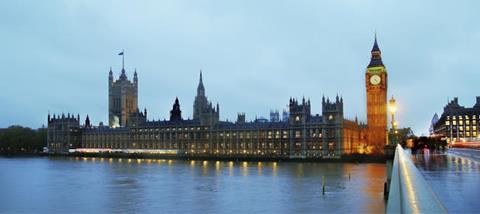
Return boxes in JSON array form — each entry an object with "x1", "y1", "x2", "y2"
[{"x1": 47, "y1": 37, "x2": 389, "y2": 159}]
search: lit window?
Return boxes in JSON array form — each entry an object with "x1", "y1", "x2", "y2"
[
  {"x1": 446, "y1": 121, "x2": 450, "y2": 126},
  {"x1": 295, "y1": 116, "x2": 300, "y2": 121},
  {"x1": 295, "y1": 131, "x2": 301, "y2": 138}
]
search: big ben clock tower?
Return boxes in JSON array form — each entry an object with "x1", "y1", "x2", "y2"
[{"x1": 366, "y1": 36, "x2": 388, "y2": 154}]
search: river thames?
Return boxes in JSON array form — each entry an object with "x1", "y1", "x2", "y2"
[{"x1": 0, "y1": 157, "x2": 386, "y2": 213}]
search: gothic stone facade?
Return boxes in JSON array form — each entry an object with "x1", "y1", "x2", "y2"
[
  {"x1": 108, "y1": 67, "x2": 138, "y2": 128},
  {"x1": 47, "y1": 40, "x2": 389, "y2": 157},
  {"x1": 47, "y1": 70, "x2": 366, "y2": 158},
  {"x1": 365, "y1": 36, "x2": 388, "y2": 154}
]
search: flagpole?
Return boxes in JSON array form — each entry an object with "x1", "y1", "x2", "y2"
[{"x1": 122, "y1": 49, "x2": 125, "y2": 70}]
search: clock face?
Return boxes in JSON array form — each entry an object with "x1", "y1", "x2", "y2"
[{"x1": 370, "y1": 75, "x2": 381, "y2": 85}]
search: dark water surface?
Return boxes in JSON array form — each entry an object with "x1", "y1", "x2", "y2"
[{"x1": 0, "y1": 157, "x2": 386, "y2": 213}]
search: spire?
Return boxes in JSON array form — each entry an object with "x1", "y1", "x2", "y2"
[
  {"x1": 85, "y1": 115, "x2": 91, "y2": 127},
  {"x1": 134, "y1": 68, "x2": 138, "y2": 84},
  {"x1": 197, "y1": 70, "x2": 205, "y2": 96},
  {"x1": 372, "y1": 33, "x2": 380, "y2": 52},
  {"x1": 368, "y1": 34, "x2": 384, "y2": 68}
]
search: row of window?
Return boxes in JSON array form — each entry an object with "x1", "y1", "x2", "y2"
[
  {"x1": 447, "y1": 131, "x2": 478, "y2": 137},
  {"x1": 82, "y1": 141, "x2": 334, "y2": 151},
  {"x1": 447, "y1": 115, "x2": 479, "y2": 120},
  {"x1": 445, "y1": 120, "x2": 478, "y2": 126},
  {"x1": 82, "y1": 130, "x2": 328, "y2": 142}
]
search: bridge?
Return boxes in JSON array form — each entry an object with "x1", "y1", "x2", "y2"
[{"x1": 386, "y1": 144, "x2": 446, "y2": 213}]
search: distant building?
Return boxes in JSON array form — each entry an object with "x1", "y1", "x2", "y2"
[
  {"x1": 270, "y1": 110, "x2": 280, "y2": 122},
  {"x1": 282, "y1": 110, "x2": 289, "y2": 122},
  {"x1": 47, "y1": 39, "x2": 393, "y2": 158},
  {"x1": 432, "y1": 97, "x2": 480, "y2": 144},
  {"x1": 365, "y1": 35, "x2": 388, "y2": 154},
  {"x1": 47, "y1": 113, "x2": 81, "y2": 153},
  {"x1": 47, "y1": 69, "x2": 367, "y2": 157},
  {"x1": 108, "y1": 65, "x2": 138, "y2": 128},
  {"x1": 193, "y1": 71, "x2": 219, "y2": 126}
]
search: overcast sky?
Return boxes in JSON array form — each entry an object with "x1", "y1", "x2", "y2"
[{"x1": 1, "y1": 1, "x2": 479, "y2": 135}]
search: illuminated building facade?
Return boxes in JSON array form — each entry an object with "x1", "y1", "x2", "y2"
[
  {"x1": 365, "y1": 36, "x2": 388, "y2": 154},
  {"x1": 46, "y1": 39, "x2": 394, "y2": 158},
  {"x1": 47, "y1": 71, "x2": 367, "y2": 158},
  {"x1": 431, "y1": 97, "x2": 480, "y2": 144}
]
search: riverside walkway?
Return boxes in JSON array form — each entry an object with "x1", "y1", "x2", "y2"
[{"x1": 386, "y1": 144, "x2": 446, "y2": 213}]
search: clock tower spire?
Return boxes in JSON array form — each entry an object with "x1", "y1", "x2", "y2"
[{"x1": 365, "y1": 35, "x2": 388, "y2": 154}]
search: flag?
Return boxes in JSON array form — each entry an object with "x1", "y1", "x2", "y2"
[{"x1": 118, "y1": 52, "x2": 124, "y2": 55}]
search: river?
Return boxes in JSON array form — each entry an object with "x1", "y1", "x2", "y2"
[{"x1": 0, "y1": 157, "x2": 386, "y2": 213}]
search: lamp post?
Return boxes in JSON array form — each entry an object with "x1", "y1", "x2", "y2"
[{"x1": 389, "y1": 96, "x2": 397, "y2": 145}]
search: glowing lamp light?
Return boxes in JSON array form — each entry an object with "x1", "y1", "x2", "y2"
[{"x1": 389, "y1": 96, "x2": 397, "y2": 114}]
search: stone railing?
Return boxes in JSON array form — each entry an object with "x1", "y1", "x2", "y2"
[{"x1": 386, "y1": 144, "x2": 446, "y2": 213}]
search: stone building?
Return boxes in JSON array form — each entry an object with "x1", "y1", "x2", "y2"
[
  {"x1": 432, "y1": 97, "x2": 480, "y2": 144},
  {"x1": 193, "y1": 71, "x2": 219, "y2": 126},
  {"x1": 108, "y1": 65, "x2": 138, "y2": 128},
  {"x1": 47, "y1": 113, "x2": 81, "y2": 153},
  {"x1": 47, "y1": 40, "x2": 383, "y2": 158},
  {"x1": 47, "y1": 69, "x2": 367, "y2": 158},
  {"x1": 365, "y1": 36, "x2": 388, "y2": 154}
]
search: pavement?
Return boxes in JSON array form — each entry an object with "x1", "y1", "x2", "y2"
[{"x1": 448, "y1": 147, "x2": 480, "y2": 162}]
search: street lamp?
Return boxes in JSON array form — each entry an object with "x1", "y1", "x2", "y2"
[
  {"x1": 389, "y1": 96, "x2": 397, "y2": 130},
  {"x1": 389, "y1": 96, "x2": 397, "y2": 145}
]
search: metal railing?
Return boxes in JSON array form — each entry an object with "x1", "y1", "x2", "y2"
[{"x1": 387, "y1": 144, "x2": 446, "y2": 213}]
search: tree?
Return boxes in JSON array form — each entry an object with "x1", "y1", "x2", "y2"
[{"x1": 0, "y1": 126, "x2": 47, "y2": 155}]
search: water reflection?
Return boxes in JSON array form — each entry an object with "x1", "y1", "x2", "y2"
[
  {"x1": 0, "y1": 157, "x2": 386, "y2": 213},
  {"x1": 412, "y1": 152, "x2": 480, "y2": 213}
]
